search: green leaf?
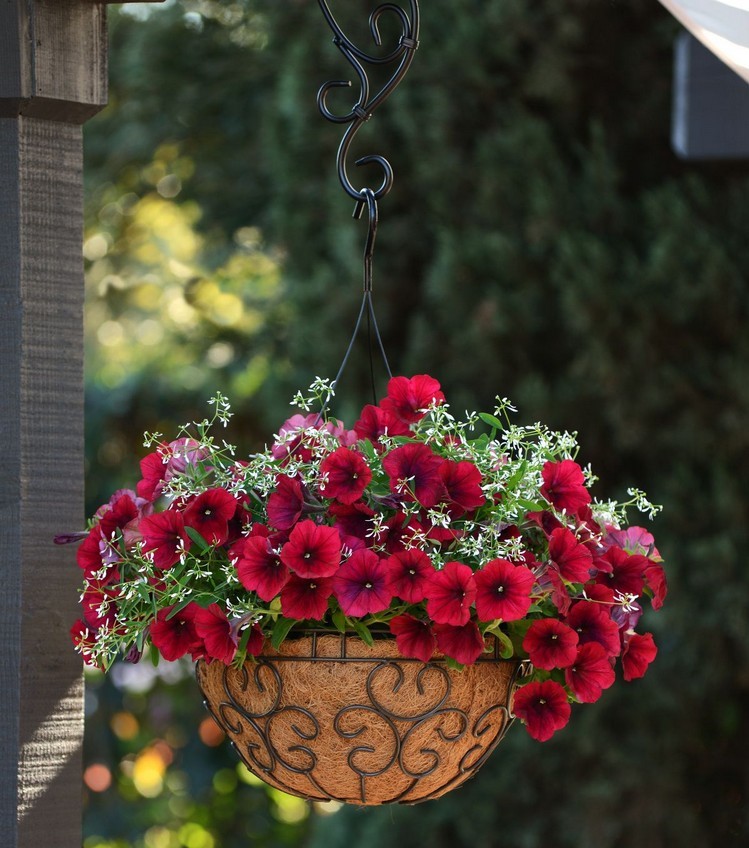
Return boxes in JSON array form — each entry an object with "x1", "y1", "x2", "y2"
[
  {"x1": 185, "y1": 526, "x2": 210, "y2": 552},
  {"x1": 493, "y1": 629, "x2": 515, "y2": 659},
  {"x1": 351, "y1": 619, "x2": 374, "y2": 647},
  {"x1": 479, "y1": 412, "x2": 504, "y2": 430},
  {"x1": 331, "y1": 608, "x2": 347, "y2": 634},
  {"x1": 444, "y1": 656, "x2": 465, "y2": 671},
  {"x1": 271, "y1": 616, "x2": 296, "y2": 649}
]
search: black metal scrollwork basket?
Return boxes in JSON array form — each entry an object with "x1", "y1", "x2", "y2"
[{"x1": 196, "y1": 634, "x2": 531, "y2": 805}]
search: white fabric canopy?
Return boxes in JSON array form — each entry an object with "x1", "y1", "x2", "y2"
[{"x1": 659, "y1": 0, "x2": 749, "y2": 82}]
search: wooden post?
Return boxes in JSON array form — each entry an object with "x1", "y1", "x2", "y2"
[{"x1": 0, "y1": 2, "x2": 106, "y2": 845}]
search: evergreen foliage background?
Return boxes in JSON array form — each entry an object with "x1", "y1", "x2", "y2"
[{"x1": 81, "y1": 1, "x2": 749, "y2": 845}]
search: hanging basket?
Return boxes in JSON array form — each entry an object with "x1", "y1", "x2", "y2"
[{"x1": 196, "y1": 633, "x2": 530, "y2": 805}]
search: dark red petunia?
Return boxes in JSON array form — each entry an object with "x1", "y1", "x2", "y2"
[
  {"x1": 280, "y1": 574, "x2": 334, "y2": 620},
  {"x1": 149, "y1": 603, "x2": 204, "y2": 662},
  {"x1": 540, "y1": 460, "x2": 591, "y2": 513},
  {"x1": 594, "y1": 547, "x2": 647, "y2": 596},
  {"x1": 280, "y1": 520, "x2": 341, "y2": 578},
  {"x1": 233, "y1": 535, "x2": 290, "y2": 601},
  {"x1": 354, "y1": 404, "x2": 411, "y2": 444},
  {"x1": 98, "y1": 492, "x2": 140, "y2": 539},
  {"x1": 565, "y1": 642, "x2": 616, "y2": 703},
  {"x1": 378, "y1": 512, "x2": 421, "y2": 554},
  {"x1": 380, "y1": 374, "x2": 446, "y2": 423},
  {"x1": 77, "y1": 528, "x2": 120, "y2": 581},
  {"x1": 319, "y1": 447, "x2": 372, "y2": 505},
  {"x1": 566, "y1": 600, "x2": 621, "y2": 657},
  {"x1": 439, "y1": 460, "x2": 485, "y2": 515},
  {"x1": 548, "y1": 527, "x2": 594, "y2": 583},
  {"x1": 137, "y1": 450, "x2": 168, "y2": 501},
  {"x1": 547, "y1": 569, "x2": 573, "y2": 616},
  {"x1": 425, "y1": 561, "x2": 476, "y2": 626},
  {"x1": 183, "y1": 488, "x2": 237, "y2": 546},
  {"x1": 644, "y1": 561, "x2": 667, "y2": 611},
  {"x1": 192, "y1": 604, "x2": 237, "y2": 665},
  {"x1": 332, "y1": 549, "x2": 392, "y2": 617},
  {"x1": 389, "y1": 615, "x2": 436, "y2": 663},
  {"x1": 71, "y1": 619, "x2": 100, "y2": 668},
  {"x1": 81, "y1": 581, "x2": 119, "y2": 630},
  {"x1": 433, "y1": 621, "x2": 485, "y2": 665},
  {"x1": 522, "y1": 619, "x2": 579, "y2": 669},
  {"x1": 140, "y1": 510, "x2": 191, "y2": 570},
  {"x1": 474, "y1": 558, "x2": 535, "y2": 622},
  {"x1": 267, "y1": 474, "x2": 305, "y2": 530},
  {"x1": 382, "y1": 442, "x2": 445, "y2": 508},
  {"x1": 386, "y1": 548, "x2": 434, "y2": 603},
  {"x1": 244, "y1": 623, "x2": 265, "y2": 657},
  {"x1": 621, "y1": 632, "x2": 657, "y2": 681},
  {"x1": 330, "y1": 500, "x2": 375, "y2": 550},
  {"x1": 525, "y1": 509, "x2": 565, "y2": 537},
  {"x1": 513, "y1": 680, "x2": 571, "y2": 742}
]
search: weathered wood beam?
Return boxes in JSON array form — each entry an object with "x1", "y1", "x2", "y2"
[{"x1": 0, "y1": 2, "x2": 108, "y2": 846}]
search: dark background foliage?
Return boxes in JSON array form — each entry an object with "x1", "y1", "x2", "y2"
[{"x1": 81, "y1": 1, "x2": 749, "y2": 845}]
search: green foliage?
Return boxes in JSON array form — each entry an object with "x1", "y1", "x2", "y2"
[{"x1": 83, "y1": 1, "x2": 749, "y2": 845}]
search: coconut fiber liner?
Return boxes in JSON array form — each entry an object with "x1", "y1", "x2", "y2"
[{"x1": 197, "y1": 634, "x2": 527, "y2": 805}]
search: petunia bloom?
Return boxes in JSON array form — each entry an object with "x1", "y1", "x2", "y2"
[
  {"x1": 522, "y1": 619, "x2": 579, "y2": 669},
  {"x1": 595, "y1": 547, "x2": 647, "y2": 596},
  {"x1": 267, "y1": 474, "x2": 305, "y2": 530},
  {"x1": 566, "y1": 600, "x2": 621, "y2": 657},
  {"x1": 149, "y1": 604, "x2": 204, "y2": 662},
  {"x1": 540, "y1": 460, "x2": 591, "y2": 513},
  {"x1": 547, "y1": 527, "x2": 593, "y2": 583},
  {"x1": 140, "y1": 510, "x2": 191, "y2": 570},
  {"x1": 434, "y1": 621, "x2": 485, "y2": 665},
  {"x1": 354, "y1": 404, "x2": 410, "y2": 444},
  {"x1": 280, "y1": 574, "x2": 334, "y2": 620},
  {"x1": 280, "y1": 519, "x2": 341, "y2": 578},
  {"x1": 565, "y1": 642, "x2": 616, "y2": 703},
  {"x1": 319, "y1": 447, "x2": 372, "y2": 505},
  {"x1": 380, "y1": 374, "x2": 445, "y2": 423},
  {"x1": 333, "y1": 549, "x2": 392, "y2": 616},
  {"x1": 192, "y1": 604, "x2": 237, "y2": 665},
  {"x1": 386, "y1": 548, "x2": 434, "y2": 603},
  {"x1": 474, "y1": 558, "x2": 535, "y2": 622},
  {"x1": 439, "y1": 460, "x2": 485, "y2": 515},
  {"x1": 382, "y1": 442, "x2": 445, "y2": 508},
  {"x1": 389, "y1": 615, "x2": 436, "y2": 663},
  {"x1": 425, "y1": 561, "x2": 477, "y2": 626},
  {"x1": 513, "y1": 680, "x2": 571, "y2": 742},
  {"x1": 233, "y1": 535, "x2": 290, "y2": 601},
  {"x1": 621, "y1": 632, "x2": 657, "y2": 681},
  {"x1": 183, "y1": 488, "x2": 237, "y2": 546}
]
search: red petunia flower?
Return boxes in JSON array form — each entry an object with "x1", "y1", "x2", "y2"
[
  {"x1": 548, "y1": 527, "x2": 594, "y2": 583},
  {"x1": 267, "y1": 475, "x2": 305, "y2": 530},
  {"x1": 280, "y1": 574, "x2": 334, "y2": 620},
  {"x1": 244, "y1": 623, "x2": 265, "y2": 657},
  {"x1": 439, "y1": 460, "x2": 485, "y2": 515},
  {"x1": 330, "y1": 500, "x2": 375, "y2": 550},
  {"x1": 644, "y1": 562, "x2": 668, "y2": 611},
  {"x1": 522, "y1": 619, "x2": 579, "y2": 669},
  {"x1": 77, "y1": 528, "x2": 120, "y2": 582},
  {"x1": 594, "y1": 547, "x2": 647, "y2": 596},
  {"x1": 71, "y1": 619, "x2": 101, "y2": 668},
  {"x1": 149, "y1": 604, "x2": 204, "y2": 662},
  {"x1": 386, "y1": 548, "x2": 434, "y2": 603},
  {"x1": 280, "y1": 520, "x2": 341, "y2": 578},
  {"x1": 354, "y1": 404, "x2": 411, "y2": 444},
  {"x1": 540, "y1": 460, "x2": 591, "y2": 513},
  {"x1": 566, "y1": 600, "x2": 621, "y2": 657},
  {"x1": 140, "y1": 510, "x2": 191, "y2": 570},
  {"x1": 425, "y1": 561, "x2": 476, "y2": 626},
  {"x1": 319, "y1": 447, "x2": 372, "y2": 505},
  {"x1": 380, "y1": 374, "x2": 445, "y2": 423},
  {"x1": 98, "y1": 492, "x2": 140, "y2": 539},
  {"x1": 513, "y1": 680, "x2": 571, "y2": 742},
  {"x1": 434, "y1": 621, "x2": 485, "y2": 665},
  {"x1": 183, "y1": 488, "x2": 237, "y2": 546},
  {"x1": 233, "y1": 535, "x2": 290, "y2": 602},
  {"x1": 332, "y1": 549, "x2": 392, "y2": 617},
  {"x1": 621, "y1": 632, "x2": 657, "y2": 681},
  {"x1": 565, "y1": 642, "x2": 616, "y2": 703},
  {"x1": 192, "y1": 604, "x2": 237, "y2": 665},
  {"x1": 389, "y1": 615, "x2": 436, "y2": 663},
  {"x1": 474, "y1": 558, "x2": 535, "y2": 622},
  {"x1": 382, "y1": 443, "x2": 445, "y2": 508}
]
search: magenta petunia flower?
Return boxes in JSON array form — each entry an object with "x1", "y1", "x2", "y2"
[
  {"x1": 386, "y1": 548, "x2": 434, "y2": 603},
  {"x1": 332, "y1": 549, "x2": 392, "y2": 617},
  {"x1": 266, "y1": 474, "x2": 305, "y2": 530},
  {"x1": 424, "y1": 561, "x2": 476, "y2": 626},
  {"x1": 319, "y1": 447, "x2": 372, "y2": 505},
  {"x1": 192, "y1": 604, "x2": 237, "y2": 665},
  {"x1": 594, "y1": 547, "x2": 647, "y2": 596},
  {"x1": 522, "y1": 619, "x2": 579, "y2": 669},
  {"x1": 434, "y1": 620, "x2": 485, "y2": 665},
  {"x1": 389, "y1": 614, "x2": 436, "y2": 663},
  {"x1": 233, "y1": 535, "x2": 290, "y2": 601},
  {"x1": 382, "y1": 442, "x2": 445, "y2": 508},
  {"x1": 474, "y1": 558, "x2": 535, "y2": 622},
  {"x1": 380, "y1": 374, "x2": 445, "y2": 423},
  {"x1": 183, "y1": 488, "x2": 237, "y2": 546},
  {"x1": 548, "y1": 527, "x2": 594, "y2": 583},
  {"x1": 621, "y1": 632, "x2": 657, "y2": 681},
  {"x1": 140, "y1": 510, "x2": 191, "y2": 570},
  {"x1": 566, "y1": 600, "x2": 621, "y2": 657},
  {"x1": 513, "y1": 680, "x2": 571, "y2": 742},
  {"x1": 354, "y1": 404, "x2": 410, "y2": 444},
  {"x1": 565, "y1": 642, "x2": 616, "y2": 703},
  {"x1": 540, "y1": 460, "x2": 591, "y2": 513},
  {"x1": 149, "y1": 603, "x2": 203, "y2": 662},
  {"x1": 280, "y1": 574, "x2": 334, "y2": 620},
  {"x1": 439, "y1": 459, "x2": 485, "y2": 515},
  {"x1": 280, "y1": 520, "x2": 341, "y2": 578}
]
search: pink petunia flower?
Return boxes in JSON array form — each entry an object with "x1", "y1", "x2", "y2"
[
  {"x1": 382, "y1": 443, "x2": 445, "y2": 508},
  {"x1": 386, "y1": 548, "x2": 435, "y2": 603},
  {"x1": 621, "y1": 631, "x2": 657, "y2": 681},
  {"x1": 522, "y1": 619, "x2": 579, "y2": 669},
  {"x1": 183, "y1": 488, "x2": 237, "y2": 546},
  {"x1": 140, "y1": 510, "x2": 191, "y2": 570},
  {"x1": 566, "y1": 600, "x2": 621, "y2": 657},
  {"x1": 380, "y1": 374, "x2": 445, "y2": 424},
  {"x1": 332, "y1": 549, "x2": 392, "y2": 617},
  {"x1": 513, "y1": 680, "x2": 571, "y2": 742},
  {"x1": 540, "y1": 460, "x2": 591, "y2": 513},
  {"x1": 280, "y1": 574, "x2": 334, "y2": 620},
  {"x1": 389, "y1": 615, "x2": 436, "y2": 663},
  {"x1": 233, "y1": 535, "x2": 290, "y2": 602},
  {"x1": 548, "y1": 527, "x2": 593, "y2": 583},
  {"x1": 425, "y1": 561, "x2": 476, "y2": 626},
  {"x1": 319, "y1": 447, "x2": 372, "y2": 505},
  {"x1": 149, "y1": 603, "x2": 204, "y2": 662},
  {"x1": 474, "y1": 558, "x2": 535, "y2": 622},
  {"x1": 565, "y1": 642, "x2": 616, "y2": 703},
  {"x1": 434, "y1": 621, "x2": 485, "y2": 665},
  {"x1": 192, "y1": 604, "x2": 237, "y2": 665},
  {"x1": 280, "y1": 520, "x2": 341, "y2": 578}
]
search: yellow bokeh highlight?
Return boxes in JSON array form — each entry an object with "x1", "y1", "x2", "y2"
[
  {"x1": 268, "y1": 787, "x2": 310, "y2": 824},
  {"x1": 132, "y1": 749, "x2": 167, "y2": 798}
]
